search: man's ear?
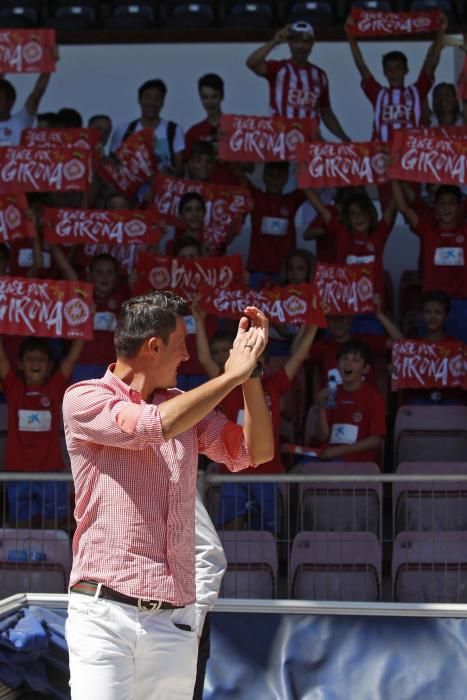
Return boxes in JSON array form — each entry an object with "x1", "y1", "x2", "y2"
[{"x1": 147, "y1": 336, "x2": 160, "y2": 355}]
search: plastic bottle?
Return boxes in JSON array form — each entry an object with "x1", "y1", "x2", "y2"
[{"x1": 326, "y1": 377, "x2": 337, "y2": 409}]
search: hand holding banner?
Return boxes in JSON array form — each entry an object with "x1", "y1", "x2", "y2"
[
  {"x1": 0, "y1": 30, "x2": 56, "y2": 73},
  {"x1": 388, "y1": 130, "x2": 467, "y2": 185},
  {"x1": 348, "y1": 8, "x2": 444, "y2": 37},
  {"x1": 391, "y1": 340, "x2": 465, "y2": 390},
  {"x1": 0, "y1": 193, "x2": 35, "y2": 240},
  {"x1": 43, "y1": 208, "x2": 161, "y2": 246},
  {"x1": 296, "y1": 141, "x2": 388, "y2": 188},
  {"x1": 199, "y1": 283, "x2": 326, "y2": 327},
  {"x1": 314, "y1": 263, "x2": 375, "y2": 315},
  {"x1": 219, "y1": 115, "x2": 317, "y2": 162},
  {"x1": 0, "y1": 148, "x2": 90, "y2": 192},
  {"x1": 0, "y1": 276, "x2": 93, "y2": 339}
]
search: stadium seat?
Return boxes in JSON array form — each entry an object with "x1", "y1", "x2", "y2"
[
  {"x1": 0, "y1": 528, "x2": 72, "y2": 597},
  {"x1": 219, "y1": 530, "x2": 278, "y2": 598},
  {"x1": 0, "y1": 1, "x2": 41, "y2": 27},
  {"x1": 393, "y1": 462, "x2": 467, "y2": 535},
  {"x1": 410, "y1": 0, "x2": 456, "y2": 23},
  {"x1": 286, "y1": 1, "x2": 334, "y2": 26},
  {"x1": 104, "y1": 2, "x2": 157, "y2": 29},
  {"x1": 223, "y1": 2, "x2": 274, "y2": 28},
  {"x1": 392, "y1": 531, "x2": 467, "y2": 603},
  {"x1": 296, "y1": 462, "x2": 382, "y2": 538},
  {"x1": 351, "y1": 0, "x2": 394, "y2": 11},
  {"x1": 290, "y1": 531, "x2": 382, "y2": 601},
  {"x1": 394, "y1": 406, "x2": 467, "y2": 466},
  {"x1": 47, "y1": 1, "x2": 98, "y2": 29},
  {"x1": 163, "y1": 1, "x2": 214, "y2": 28}
]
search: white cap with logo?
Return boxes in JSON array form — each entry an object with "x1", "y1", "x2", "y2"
[{"x1": 290, "y1": 20, "x2": 315, "y2": 37}]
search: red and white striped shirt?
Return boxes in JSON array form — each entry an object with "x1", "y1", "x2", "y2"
[
  {"x1": 363, "y1": 71, "x2": 433, "y2": 142},
  {"x1": 63, "y1": 366, "x2": 254, "y2": 604},
  {"x1": 265, "y1": 59, "x2": 330, "y2": 120}
]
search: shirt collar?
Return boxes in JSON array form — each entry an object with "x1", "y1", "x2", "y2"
[{"x1": 104, "y1": 364, "x2": 143, "y2": 404}]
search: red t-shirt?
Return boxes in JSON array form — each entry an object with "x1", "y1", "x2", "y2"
[
  {"x1": 79, "y1": 288, "x2": 129, "y2": 365},
  {"x1": 362, "y1": 70, "x2": 433, "y2": 142},
  {"x1": 184, "y1": 119, "x2": 240, "y2": 186},
  {"x1": 307, "y1": 207, "x2": 337, "y2": 263},
  {"x1": 308, "y1": 334, "x2": 388, "y2": 392},
  {"x1": 324, "y1": 383, "x2": 386, "y2": 464},
  {"x1": 412, "y1": 220, "x2": 467, "y2": 298},
  {"x1": 247, "y1": 184, "x2": 306, "y2": 273},
  {"x1": 219, "y1": 367, "x2": 291, "y2": 474},
  {"x1": 265, "y1": 59, "x2": 330, "y2": 120},
  {"x1": 179, "y1": 314, "x2": 218, "y2": 376},
  {"x1": 326, "y1": 215, "x2": 391, "y2": 297},
  {"x1": 3, "y1": 368, "x2": 67, "y2": 472}
]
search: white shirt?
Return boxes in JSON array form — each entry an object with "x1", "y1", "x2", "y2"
[
  {"x1": 195, "y1": 491, "x2": 226, "y2": 635},
  {"x1": 110, "y1": 117, "x2": 185, "y2": 172},
  {"x1": 0, "y1": 106, "x2": 34, "y2": 146}
]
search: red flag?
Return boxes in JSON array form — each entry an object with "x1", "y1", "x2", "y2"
[
  {"x1": 388, "y1": 130, "x2": 467, "y2": 185},
  {"x1": 391, "y1": 340, "x2": 465, "y2": 390},
  {"x1": 218, "y1": 115, "x2": 317, "y2": 162},
  {"x1": 0, "y1": 192, "x2": 35, "y2": 240},
  {"x1": 296, "y1": 141, "x2": 388, "y2": 188},
  {"x1": 0, "y1": 276, "x2": 93, "y2": 339},
  {"x1": 315, "y1": 263, "x2": 375, "y2": 315},
  {"x1": 0, "y1": 147, "x2": 90, "y2": 192},
  {"x1": 98, "y1": 129, "x2": 157, "y2": 197},
  {"x1": 348, "y1": 8, "x2": 443, "y2": 36},
  {"x1": 133, "y1": 252, "x2": 245, "y2": 300},
  {"x1": 43, "y1": 207, "x2": 161, "y2": 246},
  {"x1": 199, "y1": 283, "x2": 326, "y2": 326},
  {"x1": 0, "y1": 29, "x2": 56, "y2": 73},
  {"x1": 21, "y1": 128, "x2": 100, "y2": 150}
]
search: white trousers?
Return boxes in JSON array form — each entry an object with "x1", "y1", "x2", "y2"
[{"x1": 66, "y1": 593, "x2": 198, "y2": 700}]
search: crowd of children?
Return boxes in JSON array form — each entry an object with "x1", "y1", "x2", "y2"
[{"x1": 0, "y1": 16, "x2": 467, "y2": 532}]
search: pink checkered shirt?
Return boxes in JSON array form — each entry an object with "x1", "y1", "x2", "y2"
[{"x1": 63, "y1": 365, "x2": 254, "y2": 605}]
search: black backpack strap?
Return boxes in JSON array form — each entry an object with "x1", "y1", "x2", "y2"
[
  {"x1": 122, "y1": 119, "x2": 139, "y2": 143},
  {"x1": 167, "y1": 120, "x2": 177, "y2": 168}
]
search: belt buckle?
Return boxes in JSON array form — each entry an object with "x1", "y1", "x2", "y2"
[{"x1": 137, "y1": 598, "x2": 162, "y2": 613}]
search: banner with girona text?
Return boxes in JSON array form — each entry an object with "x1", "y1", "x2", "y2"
[
  {"x1": 348, "y1": 8, "x2": 444, "y2": 36},
  {"x1": 391, "y1": 340, "x2": 466, "y2": 390},
  {"x1": 99, "y1": 129, "x2": 158, "y2": 197},
  {"x1": 133, "y1": 252, "x2": 245, "y2": 301},
  {"x1": 21, "y1": 127, "x2": 101, "y2": 166},
  {"x1": 0, "y1": 192, "x2": 35, "y2": 240},
  {"x1": 0, "y1": 276, "x2": 94, "y2": 339},
  {"x1": 218, "y1": 115, "x2": 317, "y2": 162},
  {"x1": 43, "y1": 207, "x2": 161, "y2": 246},
  {"x1": 388, "y1": 130, "x2": 467, "y2": 185},
  {"x1": 0, "y1": 147, "x2": 90, "y2": 192},
  {"x1": 314, "y1": 263, "x2": 375, "y2": 315},
  {"x1": 198, "y1": 283, "x2": 326, "y2": 326},
  {"x1": 296, "y1": 141, "x2": 388, "y2": 188},
  {"x1": 0, "y1": 29, "x2": 56, "y2": 73}
]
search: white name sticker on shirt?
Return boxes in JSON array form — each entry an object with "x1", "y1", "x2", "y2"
[
  {"x1": 260, "y1": 216, "x2": 288, "y2": 236},
  {"x1": 236, "y1": 409, "x2": 245, "y2": 426},
  {"x1": 94, "y1": 311, "x2": 117, "y2": 331},
  {"x1": 328, "y1": 369, "x2": 343, "y2": 385},
  {"x1": 18, "y1": 249, "x2": 51, "y2": 268},
  {"x1": 184, "y1": 315, "x2": 197, "y2": 335},
  {"x1": 434, "y1": 247, "x2": 464, "y2": 266},
  {"x1": 346, "y1": 254, "x2": 375, "y2": 265},
  {"x1": 330, "y1": 423, "x2": 358, "y2": 445},
  {"x1": 18, "y1": 409, "x2": 51, "y2": 432}
]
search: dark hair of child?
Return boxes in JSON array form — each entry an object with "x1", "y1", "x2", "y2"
[
  {"x1": 264, "y1": 161, "x2": 289, "y2": 176},
  {"x1": 178, "y1": 192, "x2": 206, "y2": 216},
  {"x1": 138, "y1": 79, "x2": 167, "y2": 99},
  {"x1": 420, "y1": 290, "x2": 452, "y2": 316},
  {"x1": 190, "y1": 141, "x2": 216, "y2": 160},
  {"x1": 57, "y1": 108, "x2": 83, "y2": 128},
  {"x1": 90, "y1": 253, "x2": 119, "y2": 272},
  {"x1": 172, "y1": 235, "x2": 203, "y2": 257},
  {"x1": 282, "y1": 248, "x2": 316, "y2": 284},
  {"x1": 434, "y1": 185, "x2": 462, "y2": 203},
  {"x1": 198, "y1": 73, "x2": 224, "y2": 98},
  {"x1": 208, "y1": 330, "x2": 236, "y2": 350},
  {"x1": 341, "y1": 192, "x2": 378, "y2": 231},
  {"x1": 337, "y1": 339, "x2": 372, "y2": 366},
  {"x1": 382, "y1": 51, "x2": 408, "y2": 71},
  {"x1": 19, "y1": 337, "x2": 53, "y2": 362}
]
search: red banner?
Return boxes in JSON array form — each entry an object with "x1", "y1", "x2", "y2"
[
  {"x1": 199, "y1": 283, "x2": 326, "y2": 327},
  {"x1": 218, "y1": 115, "x2": 317, "y2": 162},
  {"x1": 314, "y1": 263, "x2": 375, "y2": 315},
  {"x1": 388, "y1": 130, "x2": 467, "y2": 185},
  {"x1": 43, "y1": 207, "x2": 161, "y2": 246},
  {"x1": 99, "y1": 130, "x2": 157, "y2": 197},
  {"x1": 133, "y1": 252, "x2": 244, "y2": 300},
  {"x1": 348, "y1": 8, "x2": 443, "y2": 36},
  {"x1": 0, "y1": 192, "x2": 35, "y2": 240},
  {"x1": 0, "y1": 147, "x2": 90, "y2": 192},
  {"x1": 296, "y1": 141, "x2": 388, "y2": 188},
  {"x1": 391, "y1": 340, "x2": 466, "y2": 390},
  {"x1": 0, "y1": 29, "x2": 56, "y2": 73},
  {"x1": 151, "y1": 174, "x2": 250, "y2": 250},
  {"x1": 0, "y1": 276, "x2": 93, "y2": 339},
  {"x1": 21, "y1": 127, "x2": 100, "y2": 154}
]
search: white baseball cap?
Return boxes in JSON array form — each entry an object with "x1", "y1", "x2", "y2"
[{"x1": 290, "y1": 20, "x2": 315, "y2": 38}]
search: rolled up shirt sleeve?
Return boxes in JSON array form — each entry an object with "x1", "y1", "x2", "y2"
[{"x1": 197, "y1": 409, "x2": 256, "y2": 472}]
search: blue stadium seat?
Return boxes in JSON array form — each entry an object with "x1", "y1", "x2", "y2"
[
  {"x1": 286, "y1": 1, "x2": 334, "y2": 26},
  {"x1": 410, "y1": 0, "x2": 456, "y2": 21},
  {"x1": 0, "y1": 1, "x2": 41, "y2": 27},
  {"x1": 163, "y1": 1, "x2": 215, "y2": 27},
  {"x1": 104, "y1": 2, "x2": 157, "y2": 29},
  {"x1": 223, "y1": 2, "x2": 275, "y2": 28},
  {"x1": 47, "y1": 1, "x2": 99, "y2": 29},
  {"x1": 351, "y1": 0, "x2": 394, "y2": 10}
]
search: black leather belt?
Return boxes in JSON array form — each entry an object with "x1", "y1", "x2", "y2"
[{"x1": 70, "y1": 580, "x2": 184, "y2": 612}]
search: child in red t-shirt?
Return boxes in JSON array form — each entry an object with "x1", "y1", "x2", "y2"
[
  {"x1": 194, "y1": 306, "x2": 318, "y2": 529},
  {"x1": 393, "y1": 181, "x2": 467, "y2": 343},
  {"x1": 0, "y1": 334, "x2": 83, "y2": 525},
  {"x1": 317, "y1": 339, "x2": 386, "y2": 465}
]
